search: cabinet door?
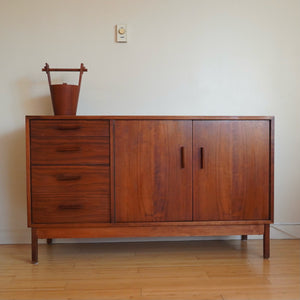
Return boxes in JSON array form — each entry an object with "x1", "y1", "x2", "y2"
[
  {"x1": 193, "y1": 120, "x2": 270, "y2": 221},
  {"x1": 114, "y1": 120, "x2": 192, "y2": 222}
]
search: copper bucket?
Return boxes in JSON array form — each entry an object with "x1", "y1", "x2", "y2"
[{"x1": 42, "y1": 63, "x2": 87, "y2": 115}]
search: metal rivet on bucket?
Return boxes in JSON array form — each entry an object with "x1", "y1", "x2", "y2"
[{"x1": 42, "y1": 63, "x2": 88, "y2": 115}]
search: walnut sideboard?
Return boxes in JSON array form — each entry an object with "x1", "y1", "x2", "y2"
[{"x1": 26, "y1": 116, "x2": 274, "y2": 263}]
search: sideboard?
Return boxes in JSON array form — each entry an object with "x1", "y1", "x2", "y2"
[{"x1": 26, "y1": 116, "x2": 274, "y2": 263}]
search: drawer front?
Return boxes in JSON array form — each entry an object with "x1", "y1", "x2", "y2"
[
  {"x1": 31, "y1": 137, "x2": 109, "y2": 165},
  {"x1": 30, "y1": 120, "x2": 109, "y2": 137},
  {"x1": 32, "y1": 195, "x2": 110, "y2": 223},
  {"x1": 31, "y1": 166, "x2": 110, "y2": 223},
  {"x1": 31, "y1": 166, "x2": 110, "y2": 194}
]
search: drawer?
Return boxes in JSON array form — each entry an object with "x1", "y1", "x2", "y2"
[
  {"x1": 31, "y1": 137, "x2": 109, "y2": 165},
  {"x1": 31, "y1": 166, "x2": 110, "y2": 223},
  {"x1": 31, "y1": 166, "x2": 110, "y2": 194},
  {"x1": 30, "y1": 120, "x2": 109, "y2": 137},
  {"x1": 32, "y1": 195, "x2": 110, "y2": 223}
]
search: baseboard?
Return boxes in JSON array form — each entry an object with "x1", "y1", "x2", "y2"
[
  {"x1": 270, "y1": 223, "x2": 300, "y2": 239},
  {"x1": 0, "y1": 229, "x2": 31, "y2": 244},
  {"x1": 0, "y1": 224, "x2": 299, "y2": 244}
]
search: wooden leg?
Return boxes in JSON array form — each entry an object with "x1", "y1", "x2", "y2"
[
  {"x1": 241, "y1": 235, "x2": 248, "y2": 240},
  {"x1": 47, "y1": 239, "x2": 52, "y2": 245},
  {"x1": 31, "y1": 229, "x2": 38, "y2": 264},
  {"x1": 263, "y1": 224, "x2": 270, "y2": 259}
]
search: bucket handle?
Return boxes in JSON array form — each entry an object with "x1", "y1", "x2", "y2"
[{"x1": 42, "y1": 63, "x2": 88, "y2": 91}]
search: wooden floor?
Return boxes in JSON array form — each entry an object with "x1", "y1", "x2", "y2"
[{"x1": 0, "y1": 239, "x2": 299, "y2": 300}]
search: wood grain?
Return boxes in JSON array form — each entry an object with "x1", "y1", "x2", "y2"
[
  {"x1": 114, "y1": 120, "x2": 192, "y2": 222},
  {"x1": 193, "y1": 120, "x2": 270, "y2": 221},
  {"x1": 31, "y1": 166, "x2": 110, "y2": 224},
  {"x1": 269, "y1": 117, "x2": 275, "y2": 222},
  {"x1": 30, "y1": 136, "x2": 109, "y2": 165},
  {"x1": 264, "y1": 224, "x2": 270, "y2": 258},
  {"x1": 30, "y1": 120, "x2": 109, "y2": 137},
  {"x1": 109, "y1": 120, "x2": 115, "y2": 223},
  {"x1": 26, "y1": 116, "x2": 274, "y2": 262},
  {"x1": 26, "y1": 117, "x2": 32, "y2": 226},
  {"x1": 26, "y1": 116, "x2": 274, "y2": 120},
  {"x1": 34, "y1": 225, "x2": 264, "y2": 239},
  {"x1": 0, "y1": 240, "x2": 298, "y2": 300}
]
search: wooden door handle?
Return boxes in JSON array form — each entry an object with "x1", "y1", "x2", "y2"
[
  {"x1": 199, "y1": 147, "x2": 204, "y2": 169},
  {"x1": 181, "y1": 146, "x2": 185, "y2": 168}
]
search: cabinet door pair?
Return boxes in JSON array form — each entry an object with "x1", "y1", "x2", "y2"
[{"x1": 114, "y1": 120, "x2": 270, "y2": 223}]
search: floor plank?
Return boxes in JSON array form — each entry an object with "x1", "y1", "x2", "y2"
[{"x1": 0, "y1": 239, "x2": 299, "y2": 300}]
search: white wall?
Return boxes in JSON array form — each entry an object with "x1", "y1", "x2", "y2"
[{"x1": 0, "y1": 0, "x2": 299, "y2": 243}]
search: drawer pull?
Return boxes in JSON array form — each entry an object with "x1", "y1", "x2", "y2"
[
  {"x1": 56, "y1": 146, "x2": 81, "y2": 152},
  {"x1": 56, "y1": 174, "x2": 81, "y2": 181},
  {"x1": 58, "y1": 204, "x2": 82, "y2": 210},
  {"x1": 56, "y1": 125, "x2": 81, "y2": 131}
]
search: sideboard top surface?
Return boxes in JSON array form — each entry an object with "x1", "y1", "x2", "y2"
[{"x1": 26, "y1": 115, "x2": 274, "y2": 120}]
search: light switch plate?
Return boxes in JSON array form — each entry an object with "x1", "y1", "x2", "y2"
[{"x1": 116, "y1": 24, "x2": 127, "y2": 43}]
